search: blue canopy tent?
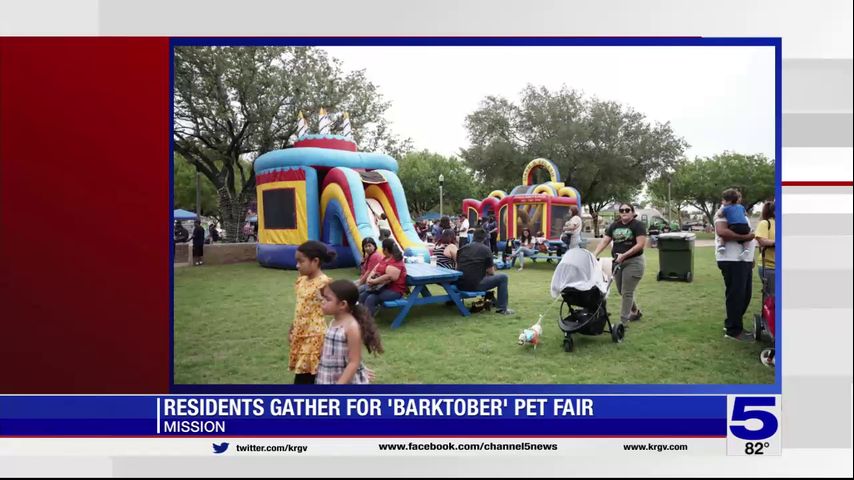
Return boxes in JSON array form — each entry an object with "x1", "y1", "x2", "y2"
[
  {"x1": 174, "y1": 209, "x2": 198, "y2": 221},
  {"x1": 417, "y1": 212, "x2": 441, "y2": 222}
]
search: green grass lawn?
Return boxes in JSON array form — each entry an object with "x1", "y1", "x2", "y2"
[
  {"x1": 174, "y1": 246, "x2": 772, "y2": 385},
  {"x1": 691, "y1": 231, "x2": 716, "y2": 241}
]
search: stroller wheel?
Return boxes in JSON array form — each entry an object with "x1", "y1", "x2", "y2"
[
  {"x1": 753, "y1": 314, "x2": 762, "y2": 342},
  {"x1": 611, "y1": 323, "x2": 625, "y2": 343},
  {"x1": 563, "y1": 336, "x2": 574, "y2": 353}
]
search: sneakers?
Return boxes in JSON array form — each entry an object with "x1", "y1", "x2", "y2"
[
  {"x1": 495, "y1": 308, "x2": 516, "y2": 316},
  {"x1": 716, "y1": 245, "x2": 726, "y2": 254},
  {"x1": 724, "y1": 330, "x2": 754, "y2": 342},
  {"x1": 739, "y1": 249, "x2": 752, "y2": 260}
]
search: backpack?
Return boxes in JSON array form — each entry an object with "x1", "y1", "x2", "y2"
[{"x1": 469, "y1": 291, "x2": 496, "y2": 313}]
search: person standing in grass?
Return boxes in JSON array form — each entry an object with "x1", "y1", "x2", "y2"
[
  {"x1": 316, "y1": 280, "x2": 384, "y2": 384},
  {"x1": 755, "y1": 199, "x2": 776, "y2": 297},
  {"x1": 289, "y1": 241, "x2": 334, "y2": 385},
  {"x1": 457, "y1": 214, "x2": 470, "y2": 247},
  {"x1": 560, "y1": 205, "x2": 583, "y2": 252},
  {"x1": 592, "y1": 203, "x2": 648, "y2": 326},
  {"x1": 191, "y1": 220, "x2": 205, "y2": 266},
  {"x1": 714, "y1": 199, "x2": 756, "y2": 342}
]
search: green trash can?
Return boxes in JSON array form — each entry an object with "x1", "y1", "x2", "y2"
[{"x1": 656, "y1": 232, "x2": 695, "y2": 282}]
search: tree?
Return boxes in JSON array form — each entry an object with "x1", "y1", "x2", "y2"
[
  {"x1": 173, "y1": 153, "x2": 220, "y2": 218},
  {"x1": 661, "y1": 153, "x2": 775, "y2": 225},
  {"x1": 647, "y1": 173, "x2": 689, "y2": 225},
  {"x1": 173, "y1": 46, "x2": 408, "y2": 241},
  {"x1": 397, "y1": 150, "x2": 488, "y2": 216},
  {"x1": 460, "y1": 85, "x2": 688, "y2": 235}
]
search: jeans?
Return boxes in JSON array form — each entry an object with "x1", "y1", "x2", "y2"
[
  {"x1": 477, "y1": 274, "x2": 509, "y2": 311},
  {"x1": 510, "y1": 247, "x2": 537, "y2": 267},
  {"x1": 718, "y1": 261, "x2": 753, "y2": 336},
  {"x1": 360, "y1": 288, "x2": 403, "y2": 316},
  {"x1": 758, "y1": 266, "x2": 775, "y2": 297},
  {"x1": 614, "y1": 255, "x2": 645, "y2": 324}
]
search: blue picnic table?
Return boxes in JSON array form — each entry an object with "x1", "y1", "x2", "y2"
[{"x1": 381, "y1": 262, "x2": 485, "y2": 329}]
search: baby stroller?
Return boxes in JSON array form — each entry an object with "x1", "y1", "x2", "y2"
[
  {"x1": 753, "y1": 248, "x2": 775, "y2": 366},
  {"x1": 550, "y1": 248, "x2": 625, "y2": 352}
]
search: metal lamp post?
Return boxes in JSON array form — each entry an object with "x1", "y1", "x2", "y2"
[
  {"x1": 667, "y1": 176, "x2": 672, "y2": 225},
  {"x1": 439, "y1": 174, "x2": 444, "y2": 217}
]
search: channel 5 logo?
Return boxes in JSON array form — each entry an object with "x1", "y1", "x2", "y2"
[{"x1": 729, "y1": 396, "x2": 779, "y2": 440}]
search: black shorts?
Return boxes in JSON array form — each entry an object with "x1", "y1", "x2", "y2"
[
  {"x1": 729, "y1": 223, "x2": 751, "y2": 235},
  {"x1": 192, "y1": 245, "x2": 204, "y2": 257}
]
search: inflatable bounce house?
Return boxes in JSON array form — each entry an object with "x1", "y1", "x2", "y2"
[
  {"x1": 462, "y1": 158, "x2": 581, "y2": 246},
  {"x1": 252, "y1": 112, "x2": 429, "y2": 269}
]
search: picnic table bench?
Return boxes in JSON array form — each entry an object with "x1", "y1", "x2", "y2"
[{"x1": 380, "y1": 263, "x2": 487, "y2": 329}]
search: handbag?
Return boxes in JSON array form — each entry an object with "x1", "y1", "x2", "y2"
[{"x1": 365, "y1": 281, "x2": 384, "y2": 293}]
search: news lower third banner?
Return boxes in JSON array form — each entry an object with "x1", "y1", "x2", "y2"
[{"x1": 0, "y1": 395, "x2": 781, "y2": 455}]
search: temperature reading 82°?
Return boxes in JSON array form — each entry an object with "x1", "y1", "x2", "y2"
[
  {"x1": 744, "y1": 441, "x2": 770, "y2": 455},
  {"x1": 727, "y1": 396, "x2": 781, "y2": 456}
]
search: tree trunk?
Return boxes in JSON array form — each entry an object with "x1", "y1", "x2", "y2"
[
  {"x1": 591, "y1": 210, "x2": 600, "y2": 237},
  {"x1": 703, "y1": 208, "x2": 716, "y2": 226},
  {"x1": 218, "y1": 188, "x2": 249, "y2": 243}
]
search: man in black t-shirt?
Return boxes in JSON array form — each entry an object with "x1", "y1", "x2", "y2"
[{"x1": 455, "y1": 229, "x2": 514, "y2": 315}]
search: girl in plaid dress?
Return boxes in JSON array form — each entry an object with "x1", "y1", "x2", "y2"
[{"x1": 316, "y1": 280, "x2": 384, "y2": 384}]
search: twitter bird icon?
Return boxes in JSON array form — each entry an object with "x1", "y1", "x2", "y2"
[{"x1": 212, "y1": 442, "x2": 229, "y2": 454}]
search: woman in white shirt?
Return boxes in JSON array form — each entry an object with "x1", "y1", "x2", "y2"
[{"x1": 561, "y1": 205, "x2": 583, "y2": 250}]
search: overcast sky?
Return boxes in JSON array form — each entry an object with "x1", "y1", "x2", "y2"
[{"x1": 320, "y1": 46, "x2": 775, "y2": 161}]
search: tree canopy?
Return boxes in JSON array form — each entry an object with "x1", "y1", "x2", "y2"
[
  {"x1": 396, "y1": 150, "x2": 488, "y2": 216},
  {"x1": 460, "y1": 85, "x2": 688, "y2": 233},
  {"x1": 173, "y1": 46, "x2": 409, "y2": 240},
  {"x1": 173, "y1": 153, "x2": 220, "y2": 218},
  {"x1": 649, "y1": 152, "x2": 775, "y2": 224}
]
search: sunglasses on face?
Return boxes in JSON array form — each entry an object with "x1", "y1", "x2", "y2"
[{"x1": 619, "y1": 208, "x2": 632, "y2": 213}]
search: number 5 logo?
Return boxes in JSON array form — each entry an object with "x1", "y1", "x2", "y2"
[{"x1": 729, "y1": 397, "x2": 779, "y2": 440}]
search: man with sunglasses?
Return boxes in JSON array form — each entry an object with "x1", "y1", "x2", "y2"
[{"x1": 593, "y1": 203, "x2": 647, "y2": 326}]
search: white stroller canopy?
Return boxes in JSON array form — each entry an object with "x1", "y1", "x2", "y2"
[{"x1": 550, "y1": 248, "x2": 610, "y2": 299}]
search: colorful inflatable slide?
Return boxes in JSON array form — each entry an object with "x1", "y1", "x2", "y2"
[{"x1": 252, "y1": 133, "x2": 429, "y2": 269}]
